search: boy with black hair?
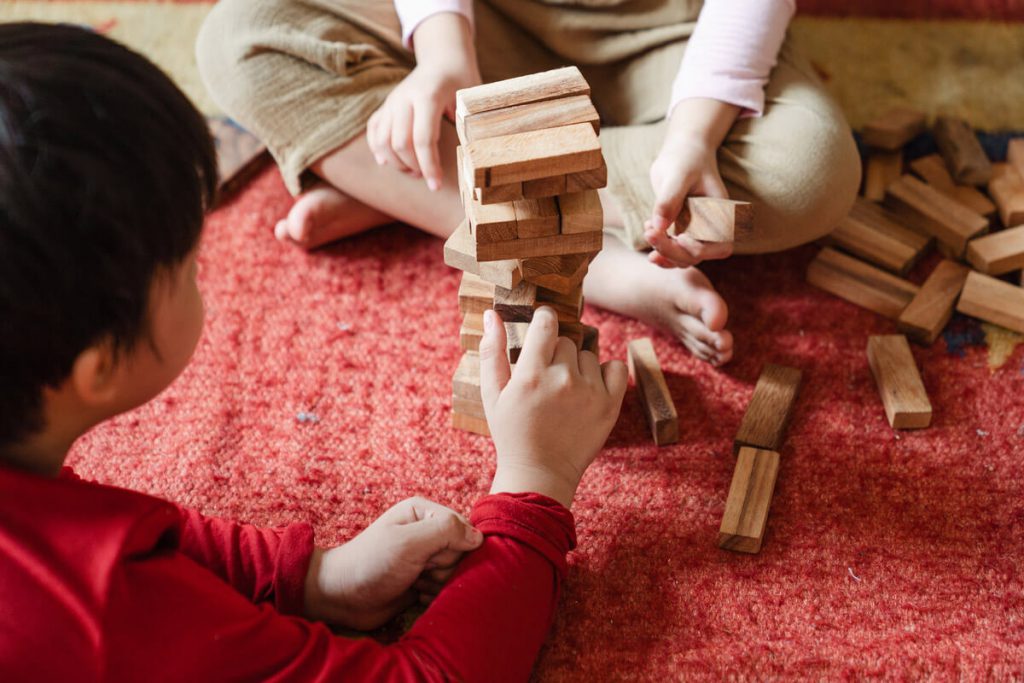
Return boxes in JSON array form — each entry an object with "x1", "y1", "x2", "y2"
[{"x1": 0, "y1": 23, "x2": 626, "y2": 681}]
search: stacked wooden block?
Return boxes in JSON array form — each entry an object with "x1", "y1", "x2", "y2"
[
  {"x1": 810, "y1": 109, "x2": 1024, "y2": 429},
  {"x1": 447, "y1": 67, "x2": 606, "y2": 436}
]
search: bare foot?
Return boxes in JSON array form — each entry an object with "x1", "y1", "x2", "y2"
[
  {"x1": 585, "y1": 237, "x2": 734, "y2": 365},
  {"x1": 274, "y1": 183, "x2": 392, "y2": 250}
]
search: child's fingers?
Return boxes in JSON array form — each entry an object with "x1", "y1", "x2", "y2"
[
  {"x1": 578, "y1": 348, "x2": 601, "y2": 380},
  {"x1": 674, "y1": 234, "x2": 734, "y2": 262},
  {"x1": 423, "y1": 548, "x2": 464, "y2": 571},
  {"x1": 478, "y1": 310, "x2": 511, "y2": 413},
  {"x1": 551, "y1": 336, "x2": 580, "y2": 376},
  {"x1": 388, "y1": 102, "x2": 419, "y2": 176},
  {"x1": 399, "y1": 509, "x2": 483, "y2": 562},
  {"x1": 367, "y1": 108, "x2": 391, "y2": 166},
  {"x1": 644, "y1": 226, "x2": 698, "y2": 267},
  {"x1": 516, "y1": 306, "x2": 560, "y2": 374},
  {"x1": 647, "y1": 250, "x2": 676, "y2": 269},
  {"x1": 413, "y1": 100, "x2": 443, "y2": 191},
  {"x1": 600, "y1": 359, "x2": 629, "y2": 404}
]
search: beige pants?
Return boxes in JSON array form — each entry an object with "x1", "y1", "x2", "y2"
[{"x1": 196, "y1": 0, "x2": 860, "y2": 254}]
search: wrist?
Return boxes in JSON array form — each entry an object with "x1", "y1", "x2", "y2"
[
  {"x1": 666, "y1": 97, "x2": 741, "y2": 150},
  {"x1": 413, "y1": 13, "x2": 478, "y2": 77},
  {"x1": 490, "y1": 460, "x2": 579, "y2": 509}
]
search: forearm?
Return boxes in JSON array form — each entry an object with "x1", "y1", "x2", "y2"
[
  {"x1": 665, "y1": 98, "x2": 741, "y2": 151},
  {"x1": 411, "y1": 12, "x2": 478, "y2": 76}
]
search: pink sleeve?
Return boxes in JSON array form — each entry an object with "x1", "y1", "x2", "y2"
[
  {"x1": 668, "y1": 0, "x2": 795, "y2": 119},
  {"x1": 394, "y1": 0, "x2": 474, "y2": 49}
]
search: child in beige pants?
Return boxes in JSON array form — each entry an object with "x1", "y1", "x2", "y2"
[{"x1": 196, "y1": 0, "x2": 860, "y2": 365}]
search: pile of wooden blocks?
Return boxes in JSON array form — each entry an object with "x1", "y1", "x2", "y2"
[
  {"x1": 447, "y1": 67, "x2": 607, "y2": 436},
  {"x1": 809, "y1": 109, "x2": 1024, "y2": 428}
]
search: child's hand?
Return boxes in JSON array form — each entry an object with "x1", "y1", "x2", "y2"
[
  {"x1": 480, "y1": 308, "x2": 628, "y2": 508},
  {"x1": 303, "y1": 497, "x2": 483, "y2": 630}
]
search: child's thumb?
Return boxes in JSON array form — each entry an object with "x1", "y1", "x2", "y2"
[{"x1": 478, "y1": 310, "x2": 510, "y2": 413}]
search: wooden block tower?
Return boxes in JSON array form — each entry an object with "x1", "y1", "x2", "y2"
[{"x1": 446, "y1": 67, "x2": 606, "y2": 436}]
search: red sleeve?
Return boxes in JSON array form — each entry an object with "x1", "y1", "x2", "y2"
[{"x1": 101, "y1": 492, "x2": 575, "y2": 681}]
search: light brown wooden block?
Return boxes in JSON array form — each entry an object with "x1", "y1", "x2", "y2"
[
  {"x1": 460, "y1": 323, "x2": 483, "y2": 351},
  {"x1": 1008, "y1": 139, "x2": 1024, "y2": 181},
  {"x1": 558, "y1": 190, "x2": 603, "y2": 234},
  {"x1": 455, "y1": 66, "x2": 589, "y2": 118},
  {"x1": 452, "y1": 395, "x2": 487, "y2": 421},
  {"x1": 626, "y1": 338, "x2": 678, "y2": 446},
  {"x1": 514, "y1": 198, "x2": 560, "y2": 238},
  {"x1": 988, "y1": 165, "x2": 1024, "y2": 228},
  {"x1": 863, "y1": 149, "x2": 903, "y2": 201},
  {"x1": 523, "y1": 175, "x2": 567, "y2": 199},
  {"x1": 676, "y1": 197, "x2": 754, "y2": 243},
  {"x1": 460, "y1": 94, "x2": 599, "y2": 144},
  {"x1": 718, "y1": 447, "x2": 780, "y2": 554},
  {"x1": 475, "y1": 183, "x2": 524, "y2": 205},
  {"x1": 860, "y1": 107, "x2": 926, "y2": 150},
  {"x1": 827, "y1": 199, "x2": 930, "y2": 275},
  {"x1": 582, "y1": 324, "x2": 599, "y2": 355},
  {"x1": 909, "y1": 154, "x2": 996, "y2": 218},
  {"x1": 934, "y1": 116, "x2": 993, "y2": 186},
  {"x1": 452, "y1": 351, "x2": 482, "y2": 401},
  {"x1": 537, "y1": 284, "x2": 584, "y2": 322},
  {"x1": 866, "y1": 335, "x2": 932, "y2": 429},
  {"x1": 966, "y1": 225, "x2": 1024, "y2": 275},
  {"x1": 443, "y1": 221, "x2": 523, "y2": 289},
  {"x1": 476, "y1": 229, "x2": 602, "y2": 262},
  {"x1": 520, "y1": 252, "x2": 594, "y2": 294},
  {"x1": 452, "y1": 410, "x2": 490, "y2": 437},
  {"x1": 806, "y1": 247, "x2": 920, "y2": 319},
  {"x1": 896, "y1": 260, "x2": 970, "y2": 345},
  {"x1": 464, "y1": 123, "x2": 602, "y2": 187},
  {"x1": 505, "y1": 321, "x2": 529, "y2": 363},
  {"x1": 956, "y1": 270, "x2": 1024, "y2": 334},
  {"x1": 458, "y1": 272, "x2": 496, "y2": 315},
  {"x1": 883, "y1": 175, "x2": 988, "y2": 257},
  {"x1": 493, "y1": 281, "x2": 537, "y2": 322},
  {"x1": 467, "y1": 195, "x2": 517, "y2": 244},
  {"x1": 733, "y1": 364, "x2": 802, "y2": 454},
  {"x1": 565, "y1": 162, "x2": 608, "y2": 193}
]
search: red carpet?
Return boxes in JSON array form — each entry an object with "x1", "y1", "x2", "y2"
[{"x1": 67, "y1": 166, "x2": 1024, "y2": 678}]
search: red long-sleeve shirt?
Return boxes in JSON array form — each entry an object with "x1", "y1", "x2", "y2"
[{"x1": 0, "y1": 465, "x2": 576, "y2": 682}]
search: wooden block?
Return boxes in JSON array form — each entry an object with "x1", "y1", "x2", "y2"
[
  {"x1": 557, "y1": 322, "x2": 586, "y2": 348},
  {"x1": 493, "y1": 281, "x2": 537, "y2": 321},
  {"x1": 452, "y1": 351, "x2": 481, "y2": 401},
  {"x1": 626, "y1": 338, "x2": 679, "y2": 446},
  {"x1": 514, "y1": 198, "x2": 560, "y2": 238},
  {"x1": 523, "y1": 175, "x2": 567, "y2": 199},
  {"x1": 934, "y1": 116, "x2": 992, "y2": 186},
  {"x1": 675, "y1": 197, "x2": 754, "y2": 243},
  {"x1": 966, "y1": 225, "x2": 1024, "y2": 275},
  {"x1": 458, "y1": 272, "x2": 495, "y2": 315},
  {"x1": 452, "y1": 410, "x2": 490, "y2": 437},
  {"x1": 1008, "y1": 139, "x2": 1024, "y2": 181},
  {"x1": 443, "y1": 221, "x2": 523, "y2": 289},
  {"x1": 806, "y1": 247, "x2": 920, "y2": 319},
  {"x1": 582, "y1": 324, "x2": 599, "y2": 355},
  {"x1": 896, "y1": 260, "x2": 970, "y2": 345},
  {"x1": 463, "y1": 310, "x2": 484, "y2": 332},
  {"x1": 565, "y1": 162, "x2": 608, "y2": 193},
  {"x1": 910, "y1": 153, "x2": 996, "y2": 217},
  {"x1": 988, "y1": 165, "x2": 1024, "y2": 228},
  {"x1": 460, "y1": 94, "x2": 599, "y2": 144},
  {"x1": 477, "y1": 229, "x2": 602, "y2": 262},
  {"x1": 866, "y1": 335, "x2": 932, "y2": 429},
  {"x1": 467, "y1": 195, "x2": 518, "y2": 244},
  {"x1": 464, "y1": 123, "x2": 602, "y2": 188},
  {"x1": 733, "y1": 364, "x2": 802, "y2": 454},
  {"x1": 862, "y1": 149, "x2": 903, "y2": 201},
  {"x1": 718, "y1": 447, "x2": 780, "y2": 554},
  {"x1": 949, "y1": 186, "x2": 997, "y2": 219},
  {"x1": 475, "y1": 183, "x2": 524, "y2": 205},
  {"x1": 956, "y1": 270, "x2": 1024, "y2": 334},
  {"x1": 883, "y1": 175, "x2": 988, "y2": 257},
  {"x1": 452, "y1": 395, "x2": 487, "y2": 421},
  {"x1": 827, "y1": 199, "x2": 930, "y2": 275},
  {"x1": 459, "y1": 322, "x2": 483, "y2": 351},
  {"x1": 861, "y1": 107, "x2": 926, "y2": 151},
  {"x1": 520, "y1": 252, "x2": 594, "y2": 294},
  {"x1": 537, "y1": 284, "x2": 584, "y2": 322},
  {"x1": 455, "y1": 66, "x2": 590, "y2": 119},
  {"x1": 505, "y1": 321, "x2": 528, "y2": 363},
  {"x1": 558, "y1": 190, "x2": 603, "y2": 234}
]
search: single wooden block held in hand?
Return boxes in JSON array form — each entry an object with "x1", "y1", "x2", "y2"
[
  {"x1": 734, "y1": 364, "x2": 802, "y2": 454},
  {"x1": 883, "y1": 175, "x2": 988, "y2": 257},
  {"x1": 897, "y1": 260, "x2": 969, "y2": 345},
  {"x1": 827, "y1": 199, "x2": 931, "y2": 275},
  {"x1": 933, "y1": 116, "x2": 993, "y2": 186},
  {"x1": 966, "y1": 225, "x2": 1024, "y2": 275},
  {"x1": 862, "y1": 149, "x2": 903, "y2": 201},
  {"x1": 677, "y1": 197, "x2": 754, "y2": 242},
  {"x1": 806, "y1": 247, "x2": 920, "y2": 319},
  {"x1": 460, "y1": 94, "x2": 599, "y2": 144},
  {"x1": 559, "y1": 190, "x2": 604, "y2": 234},
  {"x1": 866, "y1": 335, "x2": 932, "y2": 429},
  {"x1": 718, "y1": 447, "x2": 780, "y2": 554},
  {"x1": 987, "y1": 165, "x2": 1024, "y2": 228},
  {"x1": 861, "y1": 107, "x2": 926, "y2": 150},
  {"x1": 455, "y1": 66, "x2": 590, "y2": 119},
  {"x1": 520, "y1": 252, "x2": 594, "y2": 294},
  {"x1": 956, "y1": 270, "x2": 1024, "y2": 334},
  {"x1": 464, "y1": 123, "x2": 603, "y2": 188},
  {"x1": 444, "y1": 221, "x2": 523, "y2": 289},
  {"x1": 626, "y1": 338, "x2": 679, "y2": 446},
  {"x1": 513, "y1": 198, "x2": 560, "y2": 238}
]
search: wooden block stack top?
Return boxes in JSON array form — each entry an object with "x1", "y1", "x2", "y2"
[{"x1": 448, "y1": 68, "x2": 608, "y2": 435}]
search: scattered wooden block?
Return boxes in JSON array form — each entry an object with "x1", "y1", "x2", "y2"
[
  {"x1": 733, "y1": 364, "x2": 802, "y2": 454},
  {"x1": 537, "y1": 284, "x2": 584, "y2": 322},
  {"x1": 505, "y1": 321, "x2": 529, "y2": 363},
  {"x1": 866, "y1": 335, "x2": 932, "y2": 429},
  {"x1": 520, "y1": 252, "x2": 594, "y2": 294},
  {"x1": 565, "y1": 162, "x2": 608, "y2": 193},
  {"x1": 452, "y1": 410, "x2": 490, "y2": 437},
  {"x1": 513, "y1": 198, "x2": 560, "y2": 238},
  {"x1": 452, "y1": 351, "x2": 482, "y2": 401},
  {"x1": 909, "y1": 153, "x2": 996, "y2": 217},
  {"x1": 934, "y1": 116, "x2": 992, "y2": 186},
  {"x1": 896, "y1": 260, "x2": 970, "y2": 345},
  {"x1": 456, "y1": 66, "x2": 589, "y2": 119},
  {"x1": 677, "y1": 197, "x2": 754, "y2": 243},
  {"x1": 860, "y1": 107, "x2": 926, "y2": 150},
  {"x1": 559, "y1": 190, "x2": 604, "y2": 234},
  {"x1": 826, "y1": 199, "x2": 930, "y2": 275},
  {"x1": 626, "y1": 338, "x2": 678, "y2": 446},
  {"x1": 582, "y1": 324, "x2": 599, "y2": 355},
  {"x1": 956, "y1": 270, "x2": 1024, "y2": 334},
  {"x1": 862, "y1": 149, "x2": 903, "y2": 201},
  {"x1": 467, "y1": 195, "x2": 518, "y2": 244},
  {"x1": 443, "y1": 221, "x2": 523, "y2": 289},
  {"x1": 459, "y1": 94, "x2": 599, "y2": 144},
  {"x1": 493, "y1": 281, "x2": 537, "y2": 322},
  {"x1": 987, "y1": 164, "x2": 1024, "y2": 228},
  {"x1": 718, "y1": 447, "x2": 780, "y2": 554},
  {"x1": 458, "y1": 272, "x2": 496, "y2": 315},
  {"x1": 966, "y1": 225, "x2": 1024, "y2": 275},
  {"x1": 806, "y1": 247, "x2": 920, "y2": 319},
  {"x1": 476, "y1": 228, "x2": 602, "y2": 262},
  {"x1": 1008, "y1": 139, "x2": 1024, "y2": 181},
  {"x1": 522, "y1": 175, "x2": 567, "y2": 199},
  {"x1": 883, "y1": 175, "x2": 988, "y2": 257},
  {"x1": 464, "y1": 123, "x2": 603, "y2": 187}
]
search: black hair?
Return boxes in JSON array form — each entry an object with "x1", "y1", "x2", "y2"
[{"x1": 0, "y1": 23, "x2": 217, "y2": 446}]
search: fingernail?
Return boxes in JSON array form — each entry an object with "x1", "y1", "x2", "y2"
[
  {"x1": 427, "y1": 178, "x2": 440, "y2": 192},
  {"x1": 483, "y1": 310, "x2": 494, "y2": 331},
  {"x1": 467, "y1": 527, "x2": 483, "y2": 543}
]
